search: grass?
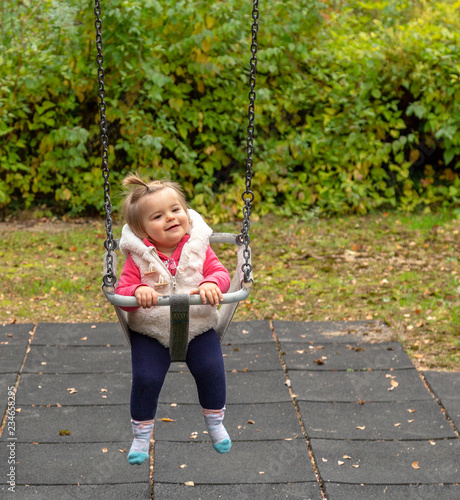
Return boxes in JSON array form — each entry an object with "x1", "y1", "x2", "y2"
[{"x1": 1, "y1": 210, "x2": 459, "y2": 371}]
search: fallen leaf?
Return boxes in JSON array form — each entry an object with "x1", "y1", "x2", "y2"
[
  {"x1": 338, "y1": 460, "x2": 345, "y2": 466},
  {"x1": 394, "y1": 423, "x2": 401, "y2": 427},
  {"x1": 322, "y1": 457, "x2": 328, "y2": 462},
  {"x1": 315, "y1": 358, "x2": 324, "y2": 365},
  {"x1": 178, "y1": 464, "x2": 187, "y2": 469},
  {"x1": 171, "y1": 403, "x2": 178, "y2": 407},
  {"x1": 59, "y1": 429, "x2": 71, "y2": 436},
  {"x1": 408, "y1": 419, "x2": 415, "y2": 423},
  {"x1": 429, "y1": 440, "x2": 436, "y2": 446},
  {"x1": 343, "y1": 455, "x2": 351, "y2": 460},
  {"x1": 346, "y1": 345, "x2": 365, "y2": 352},
  {"x1": 80, "y1": 337, "x2": 87, "y2": 341},
  {"x1": 352, "y1": 464, "x2": 360, "y2": 468},
  {"x1": 412, "y1": 461, "x2": 420, "y2": 470},
  {"x1": 100, "y1": 388, "x2": 108, "y2": 392},
  {"x1": 248, "y1": 420, "x2": 255, "y2": 425},
  {"x1": 356, "y1": 426, "x2": 366, "y2": 430},
  {"x1": 408, "y1": 408, "x2": 416, "y2": 413},
  {"x1": 67, "y1": 388, "x2": 78, "y2": 394},
  {"x1": 184, "y1": 481, "x2": 195, "y2": 486},
  {"x1": 102, "y1": 447, "x2": 108, "y2": 453},
  {"x1": 259, "y1": 471, "x2": 265, "y2": 475},
  {"x1": 118, "y1": 448, "x2": 126, "y2": 453},
  {"x1": 391, "y1": 379, "x2": 399, "y2": 388},
  {"x1": 162, "y1": 418, "x2": 176, "y2": 422}
]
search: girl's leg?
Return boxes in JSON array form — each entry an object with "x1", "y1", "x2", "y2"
[
  {"x1": 130, "y1": 330, "x2": 171, "y2": 421},
  {"x1": 186, "y1": 329, "x2": 231, "y2": 453},
  {"x1": 128, "y1": 330, "x2": 170, "y2": 465},
  {"x1": 186, "y1": 329, "x2": 226, "y2": 409}
]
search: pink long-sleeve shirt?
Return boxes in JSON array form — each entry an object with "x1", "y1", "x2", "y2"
[{"x1": 116, "y1": 234, "x2": 231, "y2": 311}]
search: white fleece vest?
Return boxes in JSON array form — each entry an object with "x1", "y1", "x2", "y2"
[{"x1": 119, "y1": 209, "x2": 219, "y2": 347}]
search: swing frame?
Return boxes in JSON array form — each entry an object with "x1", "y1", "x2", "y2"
[{"x1": 94, "y1": 0, "x2": 259, "y2": 360}]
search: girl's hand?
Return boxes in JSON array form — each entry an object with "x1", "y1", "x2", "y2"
[
  {"x1": 134, "y1": 286, "x2": 161, "y2": 308},
  {"x1": 190, "y1": 282, "x2": 224, "y2": 306}
]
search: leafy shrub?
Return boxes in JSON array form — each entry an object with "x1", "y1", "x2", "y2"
[{"x1": 1, "y1": 0, "x2": 459, "y2": 219}]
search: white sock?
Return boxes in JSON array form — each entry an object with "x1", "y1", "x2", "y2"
[
  {"x1": 128, "y1": 419, "x2": 153, "y2": 465},
  {"x1": 202, "y1": 407, "x2": 231, "y2": 454}
]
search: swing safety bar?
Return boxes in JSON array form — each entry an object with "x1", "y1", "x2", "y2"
[
  {"x1": 103, "y1": 284, "x2": 253, "y2": 308},
  {"x1": 102, "y1": 232, "x2": 253, "y2": 308}
]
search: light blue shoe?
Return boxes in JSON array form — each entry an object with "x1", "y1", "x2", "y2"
[
  {"x1": 213, "y1": 438, "x2": 232, "y2": 454},
  {"x1": 128, "y1": 451, "x2": 149, "y2": 465}
]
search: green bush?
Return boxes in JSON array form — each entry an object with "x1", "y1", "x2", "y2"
[{"x1": 1, "y1": 0, "x2": 459, "y2": 219}]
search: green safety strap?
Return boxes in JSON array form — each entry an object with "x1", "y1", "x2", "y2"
[{"x1": 169, "y1": 294, "x2": 190, "y2": 362}]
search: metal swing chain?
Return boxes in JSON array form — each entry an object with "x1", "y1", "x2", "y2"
[
  {"x1": 239, "y1": 0, "x2": 259, "y2": 283},
  {"x1": 94, "y1": 0, "x2": 117, "y2": 289},
  {"x1": 94, "y1": 0, "x2": 257, "y2": 287}
]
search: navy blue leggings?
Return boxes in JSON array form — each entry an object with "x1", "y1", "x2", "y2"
[{"x1": 130, "y1": 328, "x2": 226, "y2": 421}]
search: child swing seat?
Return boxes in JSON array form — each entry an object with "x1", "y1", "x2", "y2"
[
  {"x1": 103, "y1": 231, "x2": 253, "y2": 361},
  {"x1": 94, "y1": 0, "x2": 259, "y2": 361}
]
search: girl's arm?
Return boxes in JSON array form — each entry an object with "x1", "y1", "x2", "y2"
[
  {"x1": 191, "y1": 245, "x2": 231, "y2": 306},
  {"x1": 115, "y1": 254, "x2": 147, "y2": 311},
  {"x1": 200, "y1": 245, "x2": 231, "y2": 293}
]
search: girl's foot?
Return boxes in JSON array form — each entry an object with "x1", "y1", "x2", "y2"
[
  {"x1": 203, "y1": 407, "x2": 231, "y2": 454},
  {"x1": 128, "y1": 419, "x2": 154, "y2": 465}
]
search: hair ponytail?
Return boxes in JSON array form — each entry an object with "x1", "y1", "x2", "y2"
[{"x1": 122, "y1": 173, "x2": 151, "y2": 193}]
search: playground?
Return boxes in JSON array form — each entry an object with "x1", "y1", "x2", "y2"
[
  {"x1": 1, "y1": 320, "x2": 459, "y2": 499},
  {"x1": 2, "y1": 1, "x2": 460, "y2": 498}
]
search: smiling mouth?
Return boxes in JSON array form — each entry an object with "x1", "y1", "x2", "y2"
[{"x1": 166, "y1": 224, "x2": 180, "y2": 231}]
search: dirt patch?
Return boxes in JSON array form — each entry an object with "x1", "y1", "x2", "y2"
[
  {"x1": 320, "y1": 321, "x2": 396, "y2": 343},
  {"x1": 0, "y1": 218, "x2": 105, "y2": 234}
]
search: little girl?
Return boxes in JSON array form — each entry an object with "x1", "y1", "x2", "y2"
[{"x1": 116, "y1": 174, "x2": 232, "y2": 465}]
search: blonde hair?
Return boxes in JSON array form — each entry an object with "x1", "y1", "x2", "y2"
[{"x1": 122, "y1": 173, "x2": 188, "y2": 239}]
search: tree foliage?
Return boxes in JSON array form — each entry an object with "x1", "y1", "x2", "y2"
[{"x1": 1, "y1": 0, "x2": 459, "y2": 219}]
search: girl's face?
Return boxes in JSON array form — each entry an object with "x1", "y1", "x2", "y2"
[{"x1": 138, "y1": 187, "x2": 189, "y2": 256}]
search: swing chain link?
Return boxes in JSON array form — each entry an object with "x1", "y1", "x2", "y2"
[
  {"x1": 239, "y1": 0, "x2": 259, "y2": 283},
  {"x1": 95, "y1": 0, "x2": 117, "y2": 288}
]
